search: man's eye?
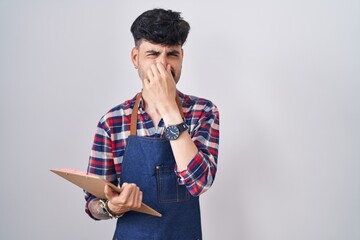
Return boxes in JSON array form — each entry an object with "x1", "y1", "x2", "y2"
[{"x1": 147, "y1": 52, "x2": 159, "y2": 57}]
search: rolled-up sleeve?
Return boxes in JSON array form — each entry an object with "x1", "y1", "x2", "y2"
[
  {"x1": 175, "y1": 103, "x2": 220, "y2": 196},
  {"x1": 85, "y1": 118, "x2": 118, "y2": 219}
]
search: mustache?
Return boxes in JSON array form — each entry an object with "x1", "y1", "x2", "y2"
[{"x1": 171, "y1": 69, "x2": 176, "y2": 78}]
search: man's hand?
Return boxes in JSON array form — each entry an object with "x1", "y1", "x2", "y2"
[
  {"x1": 104, "y1": 183, "x2": 143, "y2": 215},
  {"x1": 142, "y1": 63, "x2": 178, "y2": 116}
]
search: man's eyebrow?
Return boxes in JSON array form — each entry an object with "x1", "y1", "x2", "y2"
[
  {"x1": 145, "y1": 50, "x2": 160, "y2": 54},
  {"x1": 144, "y1": 49, "x2": 180, "y2": 55},
  {"x1": 167, "y1": 50, "x2": 180, "y2": 55}
]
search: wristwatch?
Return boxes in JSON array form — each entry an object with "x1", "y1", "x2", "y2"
[{"x1": 164, "y1": 121, "x2": 189, "y2": 140}]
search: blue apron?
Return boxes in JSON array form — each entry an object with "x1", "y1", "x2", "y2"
[{"x1": 113, "y1": 93, "x2": 202, "y2": 240}]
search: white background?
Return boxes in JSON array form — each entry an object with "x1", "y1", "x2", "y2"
[{"x1": 0, "y1": 0, "x2": 359, "y2": 239}]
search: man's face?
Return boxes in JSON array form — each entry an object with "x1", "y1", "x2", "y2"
[{"x1": 131, "y1": 40, "x2": 184, "y2": 84}]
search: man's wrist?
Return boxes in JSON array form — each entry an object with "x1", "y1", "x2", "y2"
[
  {"x1": 100, "y1": 199, "x2": 124, "y2": 219},
  {"x1": 162, "y1": 113, "x2": 183, "y2": 126},
  {"x1": 160, "y1": 103, "x2": 183, "y2": 125}
]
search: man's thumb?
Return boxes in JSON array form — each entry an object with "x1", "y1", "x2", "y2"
[{"x1": 104, "y1": 185, "x2": 119, "y2": 200}]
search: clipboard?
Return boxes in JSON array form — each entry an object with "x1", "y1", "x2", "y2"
[{"x1": 50, "y1": 168, "x2": 162, "y2": 217}]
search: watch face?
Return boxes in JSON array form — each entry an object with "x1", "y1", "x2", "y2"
[{"x1": 165, "y1": 125, "x2": 180, "y2": 140}]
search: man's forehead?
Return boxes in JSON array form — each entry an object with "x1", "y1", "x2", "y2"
[{"x1": 138, "y1": 40, "x2": 182, "y2": 51}]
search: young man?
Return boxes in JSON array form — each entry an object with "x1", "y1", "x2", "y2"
[{"x1": 85, "y1": 8, "x2": 219, "y2": 239}]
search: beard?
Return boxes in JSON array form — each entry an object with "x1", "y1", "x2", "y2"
[{"x1": 170, "y1": 68, "x2": 181, "y2": 83}]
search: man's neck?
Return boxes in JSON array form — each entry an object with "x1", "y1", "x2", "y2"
[{"x1": 142, "y1": 94, "x2": 162, "y2": 128}]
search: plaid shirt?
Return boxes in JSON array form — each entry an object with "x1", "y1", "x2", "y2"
[{"x1": 85, "y1": 90, "x2": 219, "y2": 210}]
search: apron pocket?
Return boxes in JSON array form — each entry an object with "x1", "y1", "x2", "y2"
[{"x1": 156, "y1": 165, "x2": 190, "y2": 203}]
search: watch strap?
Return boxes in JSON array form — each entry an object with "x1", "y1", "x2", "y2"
[{"x1": 176, "y1": 121, "x2": 189, "y2": 133}]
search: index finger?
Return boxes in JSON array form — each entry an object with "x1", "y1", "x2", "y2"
[
  {"x1": 120, "y1": 183, "x2": 139, "y2": 198},
  {"x1": 156, "y1": 63, "x2": 169, "y2": 76}
]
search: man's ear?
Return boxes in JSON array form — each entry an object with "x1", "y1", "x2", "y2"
[{"x1": 131, "y1": 47, "x2": 139, "y2": 68}]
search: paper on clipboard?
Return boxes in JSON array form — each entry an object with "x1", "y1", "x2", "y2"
[{"x1": 50, "y1": 168, "x2": 162, "y2": 217}]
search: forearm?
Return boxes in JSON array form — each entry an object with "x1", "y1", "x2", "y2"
[
  {"x1": 162, "y1": 101, "x2": 219, "y2": 196},
  {"x1": 169, "y1": 131, "x2": 198, "y2": 171},
  {"x1": 162, "y1": 109, "x2": 217, "y2": 196},
  {"x1": 162, "y1": 105, "x2": 198, "y2": 171}
]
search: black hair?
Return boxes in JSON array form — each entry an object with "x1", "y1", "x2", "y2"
[{"x1": 130, "y1": 8, "x2": 190, "y2": 46}]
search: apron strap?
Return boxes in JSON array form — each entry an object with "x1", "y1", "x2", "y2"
[{"x1": 130, "y1": 92, "x2": 184, "y2": 136}]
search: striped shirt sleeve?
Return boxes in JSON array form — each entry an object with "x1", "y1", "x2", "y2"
[
  {"x1": 84, "y1": 117, "x2": 118, "y2": 218},
  {"x1": 176, "y1": 102, "x2": 220, "y2": 196}
]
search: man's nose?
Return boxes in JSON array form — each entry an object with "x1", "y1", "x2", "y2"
[{"x1": 156, "y1": 54, "x2": 167, "y2": 66}]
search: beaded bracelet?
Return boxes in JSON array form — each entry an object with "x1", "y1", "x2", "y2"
[{"x1": 99, "y1": 199, "x2": 124, "y2": 219}]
